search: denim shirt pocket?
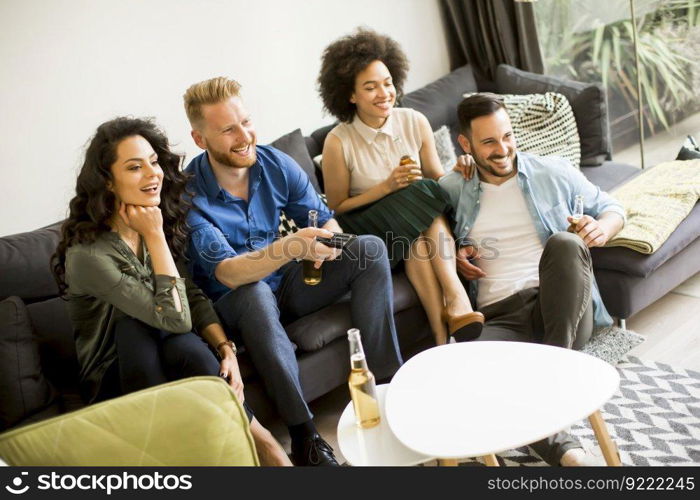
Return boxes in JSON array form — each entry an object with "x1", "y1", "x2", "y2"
[{"x1": 542, "y1": 200, "x2": 571, "y2": 233}]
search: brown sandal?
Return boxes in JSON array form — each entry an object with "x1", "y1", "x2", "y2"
[{"x1": 442, "y1": 310, "x2": 484, "y2": 342}]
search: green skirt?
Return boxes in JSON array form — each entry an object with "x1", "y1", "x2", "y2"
[{"x1": 337, "y1": 179, "x2": 450, "y2": 268}]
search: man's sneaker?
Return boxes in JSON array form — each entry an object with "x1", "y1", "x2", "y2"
[{"x1": 291, "y1": 433, "x2": 339, "y2": 466}]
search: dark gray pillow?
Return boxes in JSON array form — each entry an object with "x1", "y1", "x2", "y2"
[
  {"x1": 402, "y1": 65, "x2": 478, "y2": 129},
  {"x1": 0, "y1": 296, "x2": 58, "y2": 430},
  {"x1": 0, "y1": 222, "x2": 62, "y2": 302},
  {"x1": 495, "y1": 64, "x2": 611, "y2": 166},
  {"x1": 401, "y1": 64, "x2": 479, "y2": 151},
  {"x1": 269, "y1": 128, "x2": 321, "y2": 193}
]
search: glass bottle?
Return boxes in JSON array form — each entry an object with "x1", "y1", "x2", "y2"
[
  {"x1": 395, "y1": 137, "x2": 420, "y2": 181},
  {"x1": 569, "y1": 195, "x2": 584, "y2": 232},
  {"x1": 303, "y1": 210, "x2": 322, "y2": 285},
  {"x1": 347, "y1": 328, "x2": 380, "y2": 428}
]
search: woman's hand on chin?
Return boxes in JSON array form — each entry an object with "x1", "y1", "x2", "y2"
[{"x1": 118, "y1": 202, "x2": 164, "y2": 239}]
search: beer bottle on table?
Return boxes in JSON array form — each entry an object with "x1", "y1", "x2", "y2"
[
  {"x1": 347, "y1": 328, "x2": 380, "y2": 428},
  {"x1": 303, "y1": 210, "x2": 322, "y2": 285}
]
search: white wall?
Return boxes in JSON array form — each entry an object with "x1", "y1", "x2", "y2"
[{"x1": 0, "y1": 0, "x2": 450, "y2": 236}]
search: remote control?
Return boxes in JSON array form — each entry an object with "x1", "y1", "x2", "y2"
[{"x1": 316, "y1": 232, "x2": 357, "y2": 249}]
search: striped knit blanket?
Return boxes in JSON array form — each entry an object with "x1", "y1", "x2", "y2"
[{"x1": 606, "y1": 159, "x2": 700, "y2": 254}]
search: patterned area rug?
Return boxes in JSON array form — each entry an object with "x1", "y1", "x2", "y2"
[{"x1": 459, "y1": 357, "x2": 700, "y2": 466}]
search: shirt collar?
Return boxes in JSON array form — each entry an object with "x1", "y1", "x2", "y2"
[
  {"x1": 197, "y1": 153, "x2": 224, "y2": 199},
  {"x1": 514, "y1": 152, "x2": 530, "y2": 179},
  {"x1": 197, "y1": 151, "x2": 263, "y2": 201},
  {"x1": 351, "y1": 113, "x2": 395, "y2": 144}
]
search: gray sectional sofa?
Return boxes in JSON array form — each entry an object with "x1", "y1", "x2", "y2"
[{"x1": 2, "y1": 63, "x2": 698, "y2": 431}]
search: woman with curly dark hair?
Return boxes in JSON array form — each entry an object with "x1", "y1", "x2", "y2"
[
  {"x1": 52, "y1": 117, "x2": 290, "y2": 465},
  {"x1": 318, "y1": 28, "x2": 483, "y2": 345}
]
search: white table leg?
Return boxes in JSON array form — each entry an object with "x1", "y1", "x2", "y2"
[{"x1": 588, "y1": 410, "x2": 622, "y2": 466}]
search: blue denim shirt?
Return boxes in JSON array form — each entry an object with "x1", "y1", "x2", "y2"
[
  {"x1": 185, "y1": 146, "x2": 333, "y2": 301},
  {"x1": 439, "y1": 152, "x2": 625, "y2": 328}
]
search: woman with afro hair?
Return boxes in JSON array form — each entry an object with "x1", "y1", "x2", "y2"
[{"x1": 317, "y1": 28, "x2": 483, "y2": 345}]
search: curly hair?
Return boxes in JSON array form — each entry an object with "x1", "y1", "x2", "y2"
[
  {"x1": 52, "y1": 117, "x2": 191, "y2": 296},
  {"x1": 318, "y1": 28, "x2": 409, "y2": 123}
]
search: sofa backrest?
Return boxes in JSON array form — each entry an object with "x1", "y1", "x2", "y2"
[
  {"x1": 0, "y1": 222, "x2": 80, "y2": 392},
  {"x1": 401, "y1": 64, "x2": 478, "y2": 153},
  {"x1": 0, "y1": 223, "x2": 62, "y2": 302}
]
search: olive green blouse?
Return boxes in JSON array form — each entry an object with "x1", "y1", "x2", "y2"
[{"x1": 65, "y1": 231, "x2": 221, "y2": 403}]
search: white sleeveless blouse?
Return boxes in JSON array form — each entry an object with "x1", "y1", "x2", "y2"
[{"x1": 328, "y1": 107, "x2": 423, "y2": 196}]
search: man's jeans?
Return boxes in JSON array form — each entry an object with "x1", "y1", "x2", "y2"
[
  {"x1": 476, "y1": 232, "x2": 595, "y2": 465},
  {"x1": 214, "y1": 235, "x2": 403, "y2": 426}
]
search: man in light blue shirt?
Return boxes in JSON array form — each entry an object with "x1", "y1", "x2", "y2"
[{"x1": 439, "y1": 93, "x2": 625, "y2": 466}]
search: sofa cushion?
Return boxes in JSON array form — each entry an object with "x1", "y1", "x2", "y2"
[
  {"x1": 434, "y1": 125, "x2": 458, "y2": 172},
  {"x1": 401, "y1": 64, "x2": 478, "y2": 152},
  {"x1": 677, "y1": 146, "x2": 700, "y2": 161},
  {"x1": 269, "y1": 128, "x2": 322, "y2": 193},
  {"x1": 0, "y1": 222, "x2": 62, "y2": 302},
  {"x1": 285, "y1": 272, "x2": 420, "y2": 352},
  {"x1": 26, "y1": 297, "x2": 80, "y2": 392},
  {"x1": 594, "y1": 232, "x2": 700, "y2": 318},
  {"x1": 581, "y1": 161, "x2": 641, "y2": 192},
  {"x1": 0, "y1": 377, "x2": 258, "y2": 466},
  {"x1": 495, "y1": 64, "x2": 610, "y2": 166},
  {"x1": 592, "y1": 201, "x2": 700, "y2": 278},
  {"x1": 0, "y1": 296, "x2": 59, "y2": 430}
]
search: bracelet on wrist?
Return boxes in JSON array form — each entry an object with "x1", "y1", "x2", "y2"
[{"x1": 216, "y1": 340, "x2": 237, "y2": 358}]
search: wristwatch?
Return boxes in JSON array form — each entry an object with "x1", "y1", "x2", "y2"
[{"x1": 216, "y1": 340, "x2": 237, "y2": 358}]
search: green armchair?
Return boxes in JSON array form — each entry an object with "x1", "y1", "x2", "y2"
[{"x1": 0, "y1": 377, "x2": 259, "y2": 466}]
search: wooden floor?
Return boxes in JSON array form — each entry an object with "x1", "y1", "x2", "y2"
[{"x1": 627, "y1": 274, "x2": 700, "y2": 370}]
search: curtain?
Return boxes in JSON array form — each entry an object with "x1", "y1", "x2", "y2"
[{"x1": 441, "y1": 0, "x2": 544, "y2": 89}]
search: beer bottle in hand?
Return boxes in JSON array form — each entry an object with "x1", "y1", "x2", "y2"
[{"x1": 303, "y1": 210, "x2": 322, "y2": 285}]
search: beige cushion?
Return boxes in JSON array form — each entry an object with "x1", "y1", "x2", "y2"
[{"x1": 0, "y1": 377, "x2": 258, "y2": 466}]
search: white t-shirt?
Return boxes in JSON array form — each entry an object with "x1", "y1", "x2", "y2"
[{"x1": 469, "y1": 176, "x2": 544, "y2": 308}]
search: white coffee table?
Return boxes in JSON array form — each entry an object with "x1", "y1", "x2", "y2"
[
  {"x1": 336, "y1": 384, "x2": 435, "y2": 466},
  {"x1": 385, "y1": 341, "x2": 622, "y2": 466}
]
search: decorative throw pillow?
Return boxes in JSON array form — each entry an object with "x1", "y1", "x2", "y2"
[
  {"x1": 312, "y1": 154, "x2": 323, "y2": 171},
  {"x1": 464, "y1": 91, "x2": 581, "y2": 169},
  {"x1": 0, "y1": 296, "x2": 58, "y2": 430},
  {"x1": 495, "y1": 64, "x2": 610, "y2": 166},
  {"x1": 433, "y1": 125, "x2": 458, "y2": 172},
  {"x1": 277, "y1": 193, "x2": 329, "y2": 238},
  {"x1": 677, "y1": 136, "x2": 700, "y2": 161},
  {"x1": 677, "y1": 146, "x2": 700, "y2": 161}
]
